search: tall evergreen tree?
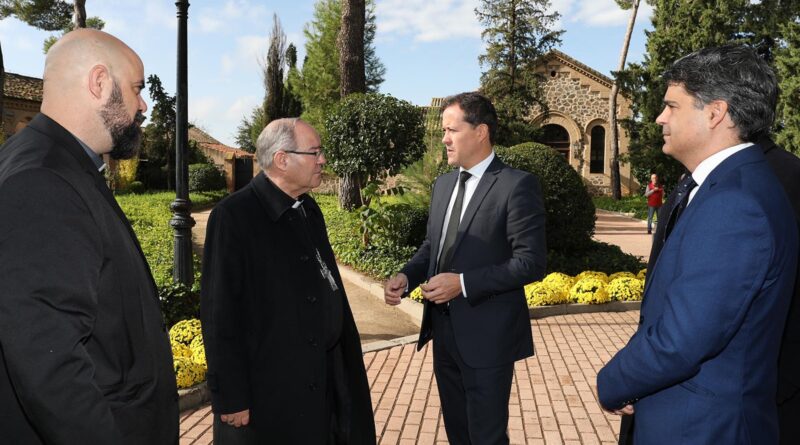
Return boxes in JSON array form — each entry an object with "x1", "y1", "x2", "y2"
[
  {"x1": 263, "y1": 14, "x2": 287, "y2": 124},
  {"x1": 283, "y1": 44, "x2": 303, "y2": 118},
  {"x1": 475, "y1": 0, "x2": 563, "y2": 146},
  {"x1": 337, "y1": 0, "x2": 367, "y2": 209},
  {"x1": 298, "y1": 0, "x2": 384, "y2": 133}
]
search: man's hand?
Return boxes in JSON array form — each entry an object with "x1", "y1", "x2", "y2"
[
  {"x1": 602, "y1": 404, "x2": 634, "y2": 416},
  {"x1": 384, "y1": 273, "x2": 408, "y2": 306},
  {"x1": 220, "y1": 409, "x2": 250, "y2": 427},
  {"x1": 421, "y1": 273, "x2": 462, "y2": 304}
]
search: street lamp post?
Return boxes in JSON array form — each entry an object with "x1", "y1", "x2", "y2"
[{"x1": 170, "y1": 0, "x2": 195, "y2": 286}]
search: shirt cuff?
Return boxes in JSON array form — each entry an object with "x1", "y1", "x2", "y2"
[{"x1": 460, "y1": 273, "x2": 467, "y2": 298}]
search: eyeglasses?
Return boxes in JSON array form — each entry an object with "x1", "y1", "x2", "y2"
[{"x1": 284, "y1": 147, "x2": 324, "y2": 159}]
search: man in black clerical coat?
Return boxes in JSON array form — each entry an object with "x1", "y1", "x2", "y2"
[{"x1": 200, "y1": 118, "x2": 375, "y2": 444}]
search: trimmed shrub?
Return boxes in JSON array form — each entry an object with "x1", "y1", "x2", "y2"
[
  {"x1": 188, "y1": 163, "x2": 226, "y2": 192},
  {"x1": 160, "y1": 283, "x2": 200, "y2": 328},
  {"x1": 575, "y1": 271, "x2": 609, "y2": 283},
  {"x1": 547, "y1": 240, "x2": 645, "y2": 276},
  {"x1": 174, "y1": 357, "x2": 206, "y2": 389},
  {"x1": 127, "y1": 181, "x2": 145, "y2": 194},
  {"x1": 171, "y1": 342, "x2": 192, "y2": 359},
  {"x1": 496, "y1": 143, "x2": 596, "y2": 251}
]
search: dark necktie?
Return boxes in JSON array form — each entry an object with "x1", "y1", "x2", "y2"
[
  {"x1": 437, "y1": 170, "x2": 472, "y2": 273},
  {"x1": 662, "y1": 174, "x2": 697, "y2": 242}
]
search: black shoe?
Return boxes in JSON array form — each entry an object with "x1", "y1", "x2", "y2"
[{"x1": 647, "y1": 229, "x2": 652, "y2": 234}]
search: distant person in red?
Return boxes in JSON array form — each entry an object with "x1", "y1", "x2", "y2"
[{"x1": 644, "y1": 173, "x2": 664, "y2": 234}]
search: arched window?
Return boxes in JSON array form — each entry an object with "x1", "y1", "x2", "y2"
[
  {"x1": 590, "y1": 126, "x2": 605, "y2": 173},
  {"x1": 540, "y1": 124, "x2": 570, "y2": 160}
]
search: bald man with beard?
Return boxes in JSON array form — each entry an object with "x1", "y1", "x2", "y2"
[{"x1": 0, "y1": 29, "x2": 178, "y2": 443}]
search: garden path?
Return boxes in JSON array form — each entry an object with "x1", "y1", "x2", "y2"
[{"x1": 180, "y1": 208, "x2": 648, "y2": 444}]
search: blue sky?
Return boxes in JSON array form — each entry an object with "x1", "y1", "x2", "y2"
[{"x1": 0, "y1": 0, "x2": 654, "y2": 147}]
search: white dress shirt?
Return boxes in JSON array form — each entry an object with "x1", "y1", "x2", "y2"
[
  {"x1": 688, "y1": 142, "x2": 753, "y2": 205},
  {"x1": 437, "y1": 151, "x2": 496, "y2": 297}
]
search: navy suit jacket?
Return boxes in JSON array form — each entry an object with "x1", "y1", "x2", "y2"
[
  {"x1": 401, "y1": 156, "x2": 546, "y2": 368},
  {"x1": 598, "y1": 146, "x2": 798, "y2": 443}
]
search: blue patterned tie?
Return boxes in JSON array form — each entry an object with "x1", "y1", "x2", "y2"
[{"x1": 663, "y1": 174, "x2": 697, "y2": 242}]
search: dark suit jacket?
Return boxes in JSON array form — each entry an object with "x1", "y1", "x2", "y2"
[
  {"x1": 401, "y1": 156, "x2": 546, "y2": 368},
  {"x1": 0, "y1": 114, "x2": 178, "y2": 444},
  {"x1": 599, "y1": 146, "x2": 798, "y2": 444},
  {"x1": 761, "y1": 140, "x2": 800, "y2": 407},
  {"x1": 200, "y1": 173, "x2": 375, "y2": 444}
]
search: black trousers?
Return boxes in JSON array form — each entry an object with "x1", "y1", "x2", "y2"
[
  {"x1": 431, "y1": 308, "x2": 514, "y2": 445},
  {"x1": 779, "y1": 390, "x2": 800, "y2": 445},
  {"x1": 618, "y1": 414, "x2": 634, "y2": 445}
]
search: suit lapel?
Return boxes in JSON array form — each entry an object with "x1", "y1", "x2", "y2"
[
  {"x1": 451, "y1": 157, "x2": 502, "y2": 256},
  {"x1": 429, "y1": 170, "x2": 459, "y2": 270}
]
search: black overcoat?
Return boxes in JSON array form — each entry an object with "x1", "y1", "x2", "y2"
[
  {"x1": 200, "y1": 173, "x2": 375, "y2": 444},
  {"x1": 0, "y1": 114, "x2": 179, "y2": 444}
]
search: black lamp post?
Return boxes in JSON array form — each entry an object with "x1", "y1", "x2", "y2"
[{"x1": 170, "y1": 0, "x2": 195, "y2": 286}]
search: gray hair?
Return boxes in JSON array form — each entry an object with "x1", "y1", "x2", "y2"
[{"x1": 255, "y1": 117, "x2": 299, "y2": 170}]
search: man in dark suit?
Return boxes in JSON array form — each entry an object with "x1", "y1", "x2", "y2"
[
  {"x1": 384, "y1": 92, "x2": 546, "y2": 445},
  {"x1": 200, "y1": 118, "x2": 375, "y2": 444},
  {"x1": 762, "y1": 137, "x2": 800, "y2": 444},
  {"x1": 598, "y1": 45, "x2": 798, "y2": 444},
  {"x1": 0, "y1": 29, "x2": 178, "y2": 443}
]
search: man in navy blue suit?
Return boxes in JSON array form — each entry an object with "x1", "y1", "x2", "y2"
[{"x1": 598, "y1": 45, "x2": 798, "y2": 444}]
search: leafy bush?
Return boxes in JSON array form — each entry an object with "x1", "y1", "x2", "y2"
[
  {"x1": 325, "y1": 93, "x2": 426, "y2": 179},
  {"x1": 318, "y1": 193, "x2": 414, "y2": 279},
  {"x1": 169, "y1": 318, "x2": 207, "y2": 388},
  {"x1": 525, "y1": 281, "x2": 569, "y2": 306},
  {"x1": 593, "y1": 195, "x2": 649, "y2": 220},
  {"x1": 127, "y1": 181, "x2": 145, "y2": 194},
  {"x1": 547, "y1": 240, "x2": 645, "y2": 276},
  {"x1": 188, "y1": 163, "x2": 226, "y2": 192},
  {"x1": 496, "y1": 143, "x2": 596, "y2": 252},
  {"x1": 160, "y1": 283, "x2": 200, "y2": 328}
]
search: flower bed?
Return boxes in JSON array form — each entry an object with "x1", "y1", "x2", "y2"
[{"x1": 408, "y1": 269, "x2": 647, "y2": 307}]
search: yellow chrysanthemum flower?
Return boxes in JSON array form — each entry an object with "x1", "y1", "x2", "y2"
[
  {"x1": 607, "y1": 277, "x2": 645, "y2": 302},
  {"x1": 570, "y1": 277, "x2": 610, "y2": 304},
  {"x1": 169, "y1": 319, "x2": 202, "y2": 346}
]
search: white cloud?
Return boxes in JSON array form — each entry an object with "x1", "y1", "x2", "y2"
[
  {"x1": 197, "y1": 15, "x2": 224, "y2": 33},
  {"x1": 552, "y1": 0, "x2": 654, "y2": 27},
  {"x1": 225, "y1": 95, "x2": 261, "y2": 121},
  {"x1": 222, "y1": 0, "x2": 269, "y2": 21},
  {"x1": 143, "y1": 0, "x2": 177, "y2": 30},
  {"x1": 189, "y1": 96, "x2": 220, "y2": 123},
  {"x1": 376, "y1": 0, "x2": 482, "y2": 43}
]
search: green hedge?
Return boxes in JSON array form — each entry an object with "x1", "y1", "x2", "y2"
[
  {"x1": 496, "y1": 143, "x2": 596, "y2": 251},
  {"x1": 188, "y1": 163, "x2": 226, "y2": 192},
  {"x1": 593, "y1": 196, "x2": 649, "y2": 220},
  {"x1": 547, "y1": 241, "x2": 645, "y2": 276}
]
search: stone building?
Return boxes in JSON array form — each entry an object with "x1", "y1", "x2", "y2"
[
  {"x1": 2, "y1": 72, "x2": 42, "y2": 137},
  {"x1": 530, "y1": 50, "x2": 637, "y2": 195}
]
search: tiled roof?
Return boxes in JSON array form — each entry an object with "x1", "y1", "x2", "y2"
[
  {"x1": 3, "y1": 72, "x2": 43, "y2": 102},
  {"x1": 188, "y1": 127, "x2": 222, "y2": 145}
]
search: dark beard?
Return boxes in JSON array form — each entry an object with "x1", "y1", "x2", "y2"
[{"x1": 99, "y1": 82, "x2": 145, "y2": 160}]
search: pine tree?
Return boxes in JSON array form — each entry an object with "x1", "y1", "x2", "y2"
[{"x1": 475, "y1": 0, "x2": 563, "y2": 146}]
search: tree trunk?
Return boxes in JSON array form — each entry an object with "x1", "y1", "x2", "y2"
[
  {"x1": 338, "y1": 173, "x2": 363, "y2": 210},
  {"x1": 337, "y1": 0, "x2": 366, "y2": 209},
  {"x1": 338, "y1": 0, "x2": 366, "y2": 97},
  {"x1": 609, "y1": 0, "x2": 640, "y2": 200},
  {"x1": 74, "y1": 0, "x2": 87, "y2": 28}
]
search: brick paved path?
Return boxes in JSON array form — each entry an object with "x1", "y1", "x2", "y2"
[{"x1": 179, "y1": 311, "x2": 638, "y2": 444}]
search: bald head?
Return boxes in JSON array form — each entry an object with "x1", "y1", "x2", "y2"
[{"x1": 41, "y1": 29, "x2": 147, "y2": 156}]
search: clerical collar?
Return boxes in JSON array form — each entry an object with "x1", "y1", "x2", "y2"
[{"x1": 73, "y1": 136, "x2": 106, "y2": 172}]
